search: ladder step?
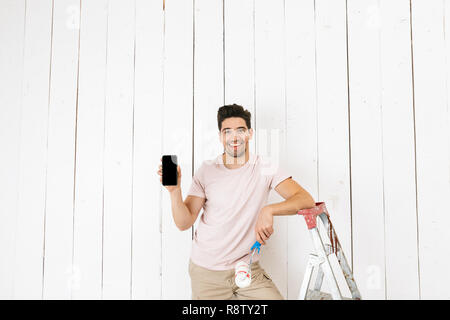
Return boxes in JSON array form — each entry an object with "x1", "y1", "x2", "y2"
[{"x1": 306, "y1": 290, "x2": 352, "y2": 300}]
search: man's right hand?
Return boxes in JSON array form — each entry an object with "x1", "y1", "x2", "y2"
[{"x1": 157, "y1": 158, "x2": 182, "y2": 194}]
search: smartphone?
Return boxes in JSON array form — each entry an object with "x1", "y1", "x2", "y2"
[{"x1": 162, "y1": 155, "x2": 178, "y2": 186}]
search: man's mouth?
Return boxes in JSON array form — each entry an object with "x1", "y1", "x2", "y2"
[{"x1": 229, "y1": 142, "x2": 243, "y2": 150}]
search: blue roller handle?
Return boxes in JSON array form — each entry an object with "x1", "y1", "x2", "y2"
[{"x1": 251, "y1": 241, "x2": 261, "y2": 254}]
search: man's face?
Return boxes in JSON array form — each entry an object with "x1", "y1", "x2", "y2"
[{"x1": 219, "y1": 117, "x2": 253, "y2": 158}]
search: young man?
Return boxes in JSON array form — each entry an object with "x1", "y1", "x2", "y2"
[{"x1": 157, "y1": 104, "x2": 315, "y2": 300}]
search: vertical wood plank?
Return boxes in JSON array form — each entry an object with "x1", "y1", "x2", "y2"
[
  {"x1": 0, "y1": 0, "x2": 26, "y2": 299},
  {"x1": 42, "y1": 0, "x2": 81, "y2": 299},
  {"x1": 412, "y1": 0, "x2": 450, "y2": 299},
  {"x1": 224, "y1": 0, "x2": 256, "y2": 153},
  {"x1": 162, "y1": 0, "x2": 194, "y2": 299},
  {"x1": 12, "y1": 0, "x2": 53, "y2": 299},
  {"x1": 192, "y1": 0, "x2": 223, "y2": 233},
  {"x1": 284, "y1": 0, "x2": 318, "y2": 300},
  {"x1": 443, "y1": 0, "x2": 450, "y2": 299},
  {"x1": 102, "y1": 0, "x2": 136, "y2": 299},
  {"x1": 131, "y1": 0, "x2": 164, "y2": 299},
  {"x1": 71, "y1": 0, "x2": 108, "y2": 299},
  {"x1": 380, "y1": 0, "x2": 420, "y2": 299},
  {"x1": 347, "y1": 0, "x2": 386, "y2": 299},
  {"x1": 255, "y1": 0, "x2": 288, "y2": 298},
  {"x1": 315, "y1": 0, "x2": 353, "y2": 298}
]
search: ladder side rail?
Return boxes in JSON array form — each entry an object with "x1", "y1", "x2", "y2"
[
  {"x1": 318, "y1": 213, "x2": 362, "y2": 300},
  {"x1": 334, "y1": 246, "x2": 361, "y2": 299},
  {"x1": 310, "y1": 227, "x2": 343, "y2": 300}
]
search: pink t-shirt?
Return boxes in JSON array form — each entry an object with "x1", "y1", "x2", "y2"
[{"x1": 186, "y1": 152, "x2": 292, "y2": 270}]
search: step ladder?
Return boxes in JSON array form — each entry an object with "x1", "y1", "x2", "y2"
[{"x1": 297, "y1": 202, "x2": 361, "y2": 300}]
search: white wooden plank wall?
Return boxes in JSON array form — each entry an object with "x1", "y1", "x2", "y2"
[
  {"x1": 132, "y1": 0, "x2": 164, "y2": 300},
  {"x1": 0, "y1": 0, "x2": 26, "y2": 299},
  {"x1": 102, "y1": 0, "x2": 135, "y2": 299},
  {"x1": 254, "y1": 0, "x2": 288, "y2": 298},
  {"x1": 1, "y1": 0, "x2": 449, "y2": 300},
  {"x1": 13, "y1": 0, "x2": 53, "y2": 299},
  {"x1": 193, "y1": 0, "x2": 223, "y2": 234},
  {"x1": 161, "y1": 0, "x2": 193, "y2": 300},
  {"x1": 412, "y1": 0, "x2": 450, "y2": 299},
  {"x1": 379, "y1": 0, "x2": 419, "y2": 299},
  {"x1": 224, "y1": 0, "x2": 256, "y2": 154},
  {"x1": 315, "y1": 0, "x2": 353, "y2": 297},
  {"x1": 284, "y1": 0, "x2": 318, "y2": 299},
  {"x1": 42, "y1": 0, "x2": 80, "y2": 299},
  {"x1": 72, "y1": 0, "x2": 107, "y2": 300}
]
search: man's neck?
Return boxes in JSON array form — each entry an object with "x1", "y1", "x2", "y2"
[{"x1": 222, "y1": 151, "x2": 249, "y2": 170}]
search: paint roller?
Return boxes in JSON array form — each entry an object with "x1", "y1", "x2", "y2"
[{"x1": 234, "y1": 241, "x2": 261, "y2": 288}]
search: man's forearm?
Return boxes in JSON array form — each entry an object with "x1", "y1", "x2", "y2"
[
  {"x1": 266, "y1": 193, "x2": 315, "y2": 216},
  {"x1": 169, "y1": 188, "x2": 194, "y2": 231}
]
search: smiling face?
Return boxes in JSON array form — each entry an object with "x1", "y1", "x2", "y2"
[{"x1": 219, "y1": 117, "x2": 253, "y2": 161}]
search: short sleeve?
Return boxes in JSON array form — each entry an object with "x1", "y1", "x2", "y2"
[
  {"x1": 187, "y1": 164, "x2": 206, "y2": 199},
  {"x1": 269, "y1": 165, "x2": 292, "y2": 190}
]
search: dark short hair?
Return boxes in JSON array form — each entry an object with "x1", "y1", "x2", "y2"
[{"x1": 217, "y1": 104, "x2": 252, "y2": 131}]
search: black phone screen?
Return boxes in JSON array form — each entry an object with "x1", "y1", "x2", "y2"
[{"x1": 162, "y1": 155, "x2": 178, "y2": 186}]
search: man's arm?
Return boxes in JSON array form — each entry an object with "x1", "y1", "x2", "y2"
[
  {"x1": 170, "y1": 189, "x2": 205, "y2": 231},
  {"x1": 255, "y1": 178, "x2": 315, "y2": 245},
  {"x1": 157, "y1": 161, "x2": 205, "y2": 231},
  {"x1": 267, "y1": 178, "x2": 315, "y2": 215}
]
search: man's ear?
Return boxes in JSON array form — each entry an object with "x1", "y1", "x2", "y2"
[{"x1": 248, "y1": 128, "x2": 254, "y2": 140}]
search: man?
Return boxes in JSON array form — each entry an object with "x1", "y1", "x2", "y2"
[{"x1": 157, "y1": 104, "x2": 315, "y2": 300}]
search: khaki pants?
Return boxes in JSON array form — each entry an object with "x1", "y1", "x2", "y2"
[{"x1": 188, "y1": 259, "x2": 284, "y2": 300}]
